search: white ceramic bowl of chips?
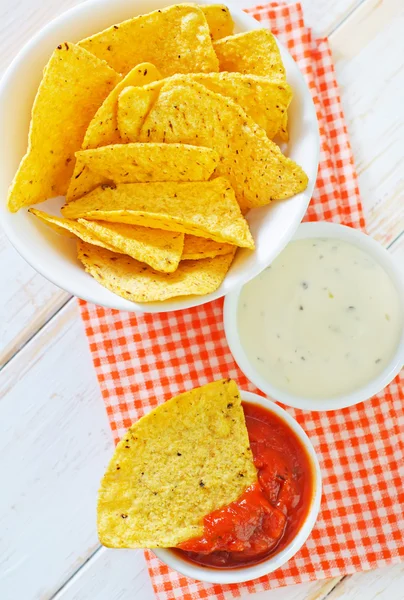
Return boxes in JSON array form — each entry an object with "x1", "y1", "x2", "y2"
[{"x1": 0, "y1": 0, "x2": 319, "y2": 313}]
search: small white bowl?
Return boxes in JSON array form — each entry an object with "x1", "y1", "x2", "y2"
[
  {"x1": 0, "y1": 0, "x2": 319, "y2": 314},
  {"x1": 224, "y1": 222, "x2": 404, "y2": 412},
  {"x1": 154, "y1": 389, "x2": 322, "y2": 584}
]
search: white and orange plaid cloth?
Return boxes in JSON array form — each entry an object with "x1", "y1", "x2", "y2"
[{"x1": 78, "y1": 3, "x2": 404, "y2": 599}]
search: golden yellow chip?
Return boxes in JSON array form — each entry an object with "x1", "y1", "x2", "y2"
[
  {"x1": 75, "y1": 143, "x2": 219, "y2": 183},
  {"x1": 62, "y1": 178, "x2": 254, "y2": 249},
  {"x1": 78, "y1": 220, "x2": 184, "y2": 273},
  {"x1": 214, "y1": 30, "x2": 285, "y2": 79},
  {"x1": 66, "y1": 157, "x2": 111, "y2": 202},
  {"x1": 201, "y1": 4, "x2": 234, "y2": 41},
  {"x1": 83, "y1": 63, "x2": 161, "y2": 149},
  {"x1": 118, "y1": 86, "x2": 160, "y2": 142},
  {"x1": 78, "y1": 5, "x2": 218, "y2": 76},
  {"x1": 139, "y1": 80, "x2": 308, "y2": 211},
  {"x1": 279, "y1": 111, "x2": 289, "y2": 142},
  {"x1": 7, "y1": 43, "x2": 120, "y2": 212},
  {"x1": 28, "y1": 208, "x2": 117, "y2": 251},
  {"x1": 182, "y1": 235, "x2": 235, "y2": 260},
  {"x1": 29, "y1": 209, "x2": 183, "y2": 271},
  {"x1": 119, "y1": 74, "x2": 291, "y2": 141},
  {"x1": 78, "y1": 241, "x2": 236, "y2": 303},
  {"x1": 188, "y1": 73, "x2": 292, "y2": 139},
  {"x1": 97, "y1": 379, "x2": 256, "y2": 547}
]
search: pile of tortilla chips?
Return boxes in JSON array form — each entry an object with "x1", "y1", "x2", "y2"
[
  {"x1": 97, "y1": 379, "x2": 257, "y2": 548},
  {"x1": 7, "y1": 3, "x2": 308, "y2": 303}
]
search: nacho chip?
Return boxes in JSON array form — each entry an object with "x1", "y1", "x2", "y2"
[
  {"x1": 29, "y1": 208, "x2": 183, "y2": 271},
  {"x1": 7, "y1": 43, "x2": 119, "y2": 212},
  {"x1": 78, "y1": 220, "x2": 184, "y2": 273},
  {"x1": 83, "y1": 63, "x2": 161, "y2": 149},
  {"x1": 28, "y1": 208, "x2": 117, "y2": 251},
  {"x1": 75, "y1": 143, "x2": 219, "y2": 183},
  {"x1": 188, "y1": 73, "x2": 292, "y2": 139},
  {"x1": 279, "y1": 111, "x2": 289, "y2": 142},
  {"x1": 139, "y1": 81, "x2": 308, "y2": 210},
  {"x1": 78, "y1": 241, "x2": 236, "y2": 303},
  {"x1": 97, "y1": 379, "x2": 257, "y2": 547},
  {"x1": 62, "y1": 178, "x2": 254, "y2": 249},
  {"x1": 182, "y1": 235, "x2": 234, "y2": 260},
  {"x1": 118, "y1": 73, "x2": 291, "y2": 141},
  {"x1": 66, "y1": 157, "x2": 111, "y2": 202},
  {"x1": 214, "y1": 30, "x2": 285, "y2": 79},
  {"x1": 118, "y1": 86, "x2": 160, "y2": 142},
  {"x1": 78, "y1": 4, "x2": 218, "y2": 76},
  {"x1": 201, "y1": 4, "x2": 234, "y2": 41}
]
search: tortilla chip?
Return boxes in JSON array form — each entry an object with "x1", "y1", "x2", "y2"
[
  {"x1": 97, "y1": 379, "x2": 257, "y2": 547},
  {"x1": 83, "y1": 63, "x2": 161, "y2": 149},
  {"x1": 62, "y1": 178, "x2": 254, "y2": 249},
  {"x1": 182, "y1": 235, "x2": 234, "y2": 260},
  {"x1": 201, "y1": 5, "x2": 234, "y2": 41},
  {"x1": 118, "y1": 86, "x2": 160, "y2": 142},
  {"x1": 78, "y1": 4, "x2": 218, "y2": 76},
  {"x1": 78, "y1": 220, "x2": 184, "y2": 273},
  {"x1": 78, "y1": 241, "x2": 236, "y2": 303},
  {"x1": 214, "y1": 30, "x2": 285, "y2": 79},
  {"x1": 7, "y1": 43, "x2": 119, "y2": 212},
  {"x1": 279, "y1": 111, "x2": 289, "y2": 142},
  {"x1": 75, "y1": 143, "x2": 219, "y2": 183},
  {"x1": 139, "y1": 80, "x2": 308, "y2": 211},
  {"x1": 188, "y1": 73, "x2": 292, "y2": 139},
  {"x1": 66, "y1": 157, "x2": 111, "y2": 202},
  {"x1": 28, "y1": 208, "x2": 117, "y2": 251},
  {"x1": 120, "y1": 74, "x2": 291, "y2": 141}
]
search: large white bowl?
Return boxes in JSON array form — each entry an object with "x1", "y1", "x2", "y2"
[
  {"x1": 0, "y1": 0, "x2": 319, "y2": 313},
  {"x1": 224, "y1": 222, "x2": 404, "y2": 411},
  {"x1": 154, "y1": 390, "x2": 322, "y2": 584}
]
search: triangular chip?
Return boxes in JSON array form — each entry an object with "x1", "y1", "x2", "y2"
[
  {"x1": 62, "y1": 178, "x2": 254, "y2": 249},
  {"x1": 66, "y1": 158, "x2": 110, "y2": 202},
  {"x1": 188, "y1": 73, "x2": 292, "y2": 139},
  {"x1": 29, "y1": 208, "x2": 117, "y2": 251},
  {"x1": 182, "y1": 235, "x2": 234, "y2": 260},
  {"x1": 75, "y1": 143, "x2": 219, "y2": 183},
  {"x1": 78, "y1": 241, "x2": 236, "y2": 303},
  {"x1": 213, "y1": 30, "x2": 285, "y2": 78},
  {"x1": 66, "y1": 143, "x2": 219, "y2": 201},
  {"x1": 7, "y1": 43, "x2": 119, "y2": 212},
  {"x1": 78, "y1": 220, "x2": 184, "y2": 273},
  {"x1": 97, "y1": 379, "x2": 257, "y2": 547},
  {"x1": 139, "y1": 80, "x2": 308, "y2": 211},
  {"x1": 78, "y1": 5, "x2": 218, "y2": 76},
  {"x1": 117, "y1": 85, "x2": 160, "y2": 142},
  {"x1": 119, "y1": 73, "x2": 291, "y2": 141},
  {"x1": 29, "y1": 209, "x2": 183, "y2": 271},
  {"x1": 82, "y1": 62, "x2": 161, "y2": 150},
  {"x1": 201, "y1": 4, "x2": 234, "y2": 41}
]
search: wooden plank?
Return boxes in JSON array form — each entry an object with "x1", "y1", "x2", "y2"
[
  {"x1": 0, "y1": 234, "x2": 70, "y2": 367},
  {"x1": 0, "y1": 300, "x2": 114, "y2": 600},
  {"x1": 329, "y1": 0, "x2": 404, "y2": 245},
  {"x1": 326, "y1": 563, "x2": 404, "y2": 600}
]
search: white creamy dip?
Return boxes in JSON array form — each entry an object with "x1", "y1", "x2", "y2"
[{"x1": 238, "y1": 238, "x2": 402, "y2": 399}]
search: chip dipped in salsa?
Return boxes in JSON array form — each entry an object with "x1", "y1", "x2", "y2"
[{"x1": 176, "y1": 402, "x2": 314, "y2": 568}]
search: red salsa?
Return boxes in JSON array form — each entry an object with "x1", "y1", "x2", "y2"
[{"x1": 175, "y1": 402, "x2": 314, "y2": 568}]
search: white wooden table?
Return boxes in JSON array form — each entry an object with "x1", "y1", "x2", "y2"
[{"x1": 1, "y1": 0, "x2": 403, "y2": 598}]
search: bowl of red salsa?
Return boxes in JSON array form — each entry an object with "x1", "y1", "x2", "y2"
[{"x1": 153, "y1": 391, "x2": 322, "y2": 584}]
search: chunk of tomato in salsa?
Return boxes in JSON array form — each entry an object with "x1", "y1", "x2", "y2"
[{"x1": 176, "y1": 402, "x2": 313, "y2": 568}]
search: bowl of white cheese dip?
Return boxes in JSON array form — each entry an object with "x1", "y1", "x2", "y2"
[{"x1": 224, "y1": 222, "x2": 404, "y2": 411}]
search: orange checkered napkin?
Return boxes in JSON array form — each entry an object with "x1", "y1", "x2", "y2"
[{"x1": 78, "y1": 2, "x2": 404, "y2": 598}]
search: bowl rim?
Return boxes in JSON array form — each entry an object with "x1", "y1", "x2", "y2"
[
  {"x1": 224, "y1": 222, "x2": 404, "y2": 412},
  {"x1": 153, "y1": 389, "x2": 322, "y2": 584},
  {"x1": 0, "y1": 0, "x2": 320, "y2": 314}
]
